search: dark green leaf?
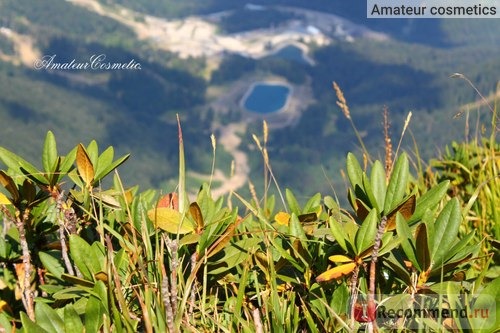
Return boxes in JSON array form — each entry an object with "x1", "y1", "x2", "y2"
[
  {"x1": 286, "y1": 188, "x2": 301, "y2": 216},
  {"x1": 69, "y1": 235, "x2": 93, "y2": 280},
  {"x1": 64, "y1": 304, "x2": 84, "y2": 333},
  {"x1": 370, "y1": 161, "x2": 386, "y2": 212},
  {"x1": 328, "y1": 216, "x2": 348, "y2": 252},
  {"x1": 61, "y1": 274, "x2": 94, "y2": 288},
  {"x1": 0, "y1": 147, "x2": 48, "y2": 185},
  {"x1": 57, "y1": 146, "x2": 77, "y2": 183},
  {"x1": 408, "y1": 180, "x2": 449, "y2": 224},
  {"x1": 354, "y1": 208, "x2": 378, "y2": 255},
  {"x1": 35, "y1": 302, "x2": 65, "y2": 333},
  {"x1": 384, "y1": 153, "x2": 409, "y2": 213},
  {"x1": 302, "y1": 192, "x2": 321, "y2": 214},
  {"x1": 396, "y1": 214, "x2": 420, "y2": 271},
  {"x1": 429, "y1": 198, "x2": 461, "y2": 268},
  {"x1": 85, "y1": 293, "x2": 105, "y2": 332},
  {"x1": 346, "y1": 152, "x2": 363, "y2": 190},
  {"x1": 469, "y1": 277, "x2": 500, "y2": 332},
  {"x1": 39, "y1": 251, "x2": 65, "y2": 279},
  {"x1": 20, "y1": 312, "x2": 48, "y2": 333},
  {"x1": 42, "y1": 131, "x2": 57, "y2": 174},
  {"x1": 95, "y1": 153, "x2": 130, "y2": 182}
]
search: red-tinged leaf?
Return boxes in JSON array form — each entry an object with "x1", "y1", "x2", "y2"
[
  {"x1": 76, "y1": 144, "x2": 94, "y2": 187},
  {"x1": 157, "y1": 192, "x2": 178, "y2": 210},
  {"x1": 315, "y1": 262, "x2": 357, "y2": 282},
  {"x1": 354, "y1": 300, "x2": 376, "y2": 323}
]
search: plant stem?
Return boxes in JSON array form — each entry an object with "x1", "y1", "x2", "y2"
[
  {"x1": 17, "y1": 208, "x2": 35, "y2": 321},
  {"x1": 56, "y1": 191, "x2": 75, "y2": 276}
]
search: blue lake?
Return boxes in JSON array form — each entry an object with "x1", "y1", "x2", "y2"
[{"x1": 243, "y1": 83, "x2": 291, "y2": 114}]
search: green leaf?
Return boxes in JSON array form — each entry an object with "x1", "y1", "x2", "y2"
[
  {"x1": 444, "y1": 231, "x2": 475, "y2": 263},
  {"x1": 469, "y1": 277, "x2": 500, "y2": 332},
  {"x1": 286, "y1": 188, "x2": 301, "y2": 216},
  {"x1": 384, "y1": 152, "x2": 409, "y2": 213},
  {"x1": 362, "y1": 173, "x2": 378, "y2": 211},
  {"x1": 346, "y1": 152, "x2": 363, "y2": 190},
  {"x1": 39, "y1": 251, "x2": 65, "y2": 279},
  {"x1": 42, "y1": 131, "x2": 58, "y2": 174},
  {"x1": 69, "y1": 235, "x2": 94, "y2": 280},
  {"x1": 94, "y1": 146, "x2": 114, "y2": 181},
  {"x1": 0, "y1": 313, "x2": 13, "y2": 333},
  {"x1": 35, "y1": 302, "x2": 65, "y2": 333},
  {"x1": 64, "y1": 304, "x2": 84, "y2": 333},
  {"x1": 95, "y1": 152, "x2": 130, "y2": 182},
  {"x1": 370, "y1": 160, "x2": 386, "y2": 211},
  {"x1": 53, "y1": 285, "x2": 91, "y2": 299},
  {"x1": 429, "y1": 198, "x2": 461, "y2": 269},
  {"x1": 396, "y1": 214, "x2": 420, "y2": 271},
  {"x1": 90, "y1": 242, "x2": 106, "y2": 274},
  {"x1": 302, "y1": 192, "x2": 321, "y2": 214},
  {"x1": 57, "y1": 146, "x2": 77, "y2": 183},
  {"x1": 86, "y1": 140, "x2": 99, "y2": 165},
  {"x1": 329, "y1": 216, "x2": 348, "y2": 252},
  {"x1": 354, "y1": 208, "x2": 378, "y2": 255},
  {"x1": 408, "y1": 180, "x2": 449, "y2": 224},
  {"x1": 20, "y1": 312, "x2": 48, "y2": 333},
  {"x1": 209, "y1": 238, "x2": 261, "y2": 275},
  {"x1": 85, "y1": 288, "x2": 106, "y2": 333},
  {"x1": 0, "y1": 147, "x2": 48, "y2": 185}
]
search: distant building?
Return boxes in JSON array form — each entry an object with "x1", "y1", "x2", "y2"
[{"x1": 306, "y1": 25, "x2": 320, "y2": 35}]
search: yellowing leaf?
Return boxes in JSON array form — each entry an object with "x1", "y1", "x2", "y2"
[
  {"x1": 0, "y1": 299, "x2": 12, "y2": 314},
  {"x1": 316, "y1": 262, "x2": 356, "y2": 282},
  {"x1": 275, "y1": 211, "x2": 290, "y2": 226},
  {"x1": 0, "y1": 192, "x2": 11, "y2": 205},
  {"x1": 147, "y1": 207, "x2": 194, "y2": 234},
  {"x1": 76, "y1": 144, "x2": 94, "y2": 187},
  {"x1": 328, "y1": 255, "x2": 354, "y2": 263}
]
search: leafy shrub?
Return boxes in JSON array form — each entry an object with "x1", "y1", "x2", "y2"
[{"x1": 0, "y1": 99, "x2": 498, "y2": 332}]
